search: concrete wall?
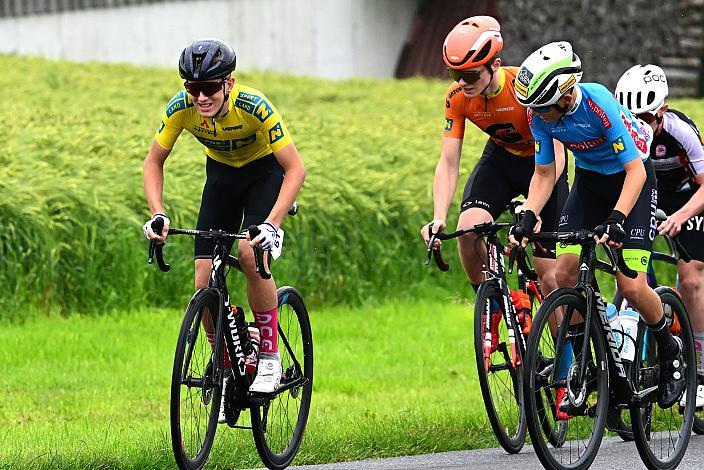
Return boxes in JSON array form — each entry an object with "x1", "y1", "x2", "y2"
[
  {"x1": 498, "y1": 0, "x2": 703, "y2": 96},
  {"x1": 0, "y1": 0, "x2": 422, "y2": 79}
]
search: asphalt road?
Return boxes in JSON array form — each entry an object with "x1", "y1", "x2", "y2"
[{"x1": 286, "y1": 434, "x2": 704, "y2": 470}]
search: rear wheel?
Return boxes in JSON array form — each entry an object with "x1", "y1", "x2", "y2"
[
  {"x1": 524, "y1": 288, "x2": 609, "y2": 470},
  {"x1": 473, "y1": 281, "x2": 526, "y2": 453},
  {"x1": 631, "y1": 287, "x2": 696, "y2": 470},
  {"x1": 251, "y1": 287, "x2": 313, "y2": 470},
  {"x1": 170, "y1": 289, "x2": 222, "y2": 470}
]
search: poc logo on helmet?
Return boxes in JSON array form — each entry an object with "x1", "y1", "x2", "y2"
[{"x1": 643, "y1": 74, "x2": 666, "y2": 84}]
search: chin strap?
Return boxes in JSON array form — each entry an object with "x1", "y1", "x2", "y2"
[
  {"x1": 480, "y1": 65, "x2": 496, "y2": 96},
  {"x1": 211, "y1": 82, "x2": 231, "y2": 137}
]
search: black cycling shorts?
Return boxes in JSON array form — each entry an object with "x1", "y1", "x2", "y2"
[
  {"x1": 461, "y1": 139, "x2": 569, "y2": 257},
  {"x1": 658, "y1": 189, "x2": 704, "y2": 262},
  {"x1": 195, "y1": 154, "x2": 284, "y2": 259},
  {"x1": 557, "y1": 158, "x2": 658, "y2": 270}
]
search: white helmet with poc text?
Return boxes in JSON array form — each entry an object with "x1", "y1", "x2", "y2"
[{"x1": 615, "y1": 64, "x2": 668, "y2": 114}]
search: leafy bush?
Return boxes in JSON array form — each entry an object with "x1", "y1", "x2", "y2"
[{"x1": 1, "y1": 55, "x2": 700, "y2": 319}]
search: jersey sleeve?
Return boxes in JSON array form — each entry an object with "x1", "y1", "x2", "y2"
[
  {"x1": 235, "y1": 90, "x2": 293, "y2": 153},
  {"x1": 587, "y1": 87, "x2": 646, "y2": 167},
  {"x1": 529, "y1": 109, "x2": 555, "y2": 165},
  {"x1": 154, "y1": 91, "x2": 188, "y2": 149},
  {"x1": 665, "y1": 114, "x2": 704, "y2": 179},
  {"x1": 443, "y1": 83, "x2": 466, "y2": 139}
]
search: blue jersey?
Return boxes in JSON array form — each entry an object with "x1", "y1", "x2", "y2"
[{"x1": 530, "y1": 83, "x2": 652, "y2": 175}]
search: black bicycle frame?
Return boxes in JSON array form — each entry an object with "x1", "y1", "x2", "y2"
[{"x1": 545, "y1": 236, "x2": 653, "y2": 407}]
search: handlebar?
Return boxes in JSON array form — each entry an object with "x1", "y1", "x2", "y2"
[
  {"x1": 425, "y1": 221, "x2": 518, "y2": 273},
  {"x1": 247, "y1": 225, "x2": 272, "y2": 279},
  {"x1": 147, "y1": 226, "x2": 271, "y2": 279},
  {"x1": 527, "y1": 230, "x2": 638, "y2": 279}
]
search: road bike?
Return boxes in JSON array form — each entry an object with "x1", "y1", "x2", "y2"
[
  {"x1": 522, "y1": 229, "x2": 697, "y2": 470},
  {"x1": 426, "y1": 200, "x2": 566, "y2": 453},
  {"x1": 611, "y1": 208, "x2": 704, "y2": 437},
  {"x1": 147, "y1": 222, "x2": 313, "y2": 470}
]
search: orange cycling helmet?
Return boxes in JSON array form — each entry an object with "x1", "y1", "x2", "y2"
[{"x1": 443, "y1": 16, "x2": 503, "y2": 70}]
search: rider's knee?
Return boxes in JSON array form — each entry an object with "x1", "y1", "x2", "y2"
[
  {"x1": 237, "y1": 244, "x2": 257, "y2": 275},
  {"x1": 678, "y1": 274, "x2": 702, "y2": 297},
  {"x1": 555, "y1": 265, "x2": 577, "y2": 288},
  {"x1": 617, "y1": 278, "x2": 643, "y2": 303},
  {"x1": 194, "y1": 259, "x2": 211, "y2": 290}
]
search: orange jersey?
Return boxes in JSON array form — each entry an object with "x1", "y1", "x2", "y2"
[{"x1": 443, "y1": 67, "x2": 534, "y2": 157}]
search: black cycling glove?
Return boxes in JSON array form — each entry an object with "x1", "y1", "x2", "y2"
[
  {"x1": 509, "y1": 209, "x2": 538, "y2": 243},
  {"x1": 596, "y1": 210, "x2": 626, "y2": 244}
]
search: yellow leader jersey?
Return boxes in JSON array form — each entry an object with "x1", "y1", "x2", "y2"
[{"x1": 155, "y1": 84, "x2": 293, "y2": 168}]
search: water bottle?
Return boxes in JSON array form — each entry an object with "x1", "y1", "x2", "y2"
[
  {"x1": 606, "y1": 302, "x2": 624, "y2": 352},
  {"x1": 618, "y1": 307, "x2": 639, "y2": 363},
  {"x1": 510, "y1": 290, "x2": 532, "y2": 335}
]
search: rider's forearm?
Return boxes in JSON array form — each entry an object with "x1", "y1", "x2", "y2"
[
  {"x1": 553, "y1": 140, "x2": 566, "y2": 184},
  {"x1": 144, "y1": 157, "x2": 166, "y2": 216},
  {"x1": 523, "y1": 164, "x2": 556, "y2": 216},
  {"x1": 674, "y1": 184, "x2": 704, "y2": 221},
  {"x1": 432, "y1": 156, "x2": 459, "y2": 220},
  {"x1": 266, "y1": 165, "x2": 306, "y2": 228},
  {"x1": 614, "y1": 160, "x2": 646, "y2": 217}
]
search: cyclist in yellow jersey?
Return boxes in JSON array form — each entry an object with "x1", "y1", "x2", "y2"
[{"x1": 142, "y1": 39, "x2": 306, "y2": 407}]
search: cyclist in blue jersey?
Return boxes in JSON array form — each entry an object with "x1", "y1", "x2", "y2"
[
  {"x1": 509, "y1": 42, "x2": 686, "y2": 413},
  {"x1": 616, "y1": 64, "x2": 704, "y2": 406}
]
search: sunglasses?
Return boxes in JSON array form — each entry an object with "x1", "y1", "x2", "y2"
[
  {"x1": 532, "y1": 105, "x2": 555, "y2": 114},
  {"x1": 184, "y1": 80, "x2": 225, "y2": 97},
  {"x1": 447, "y1": 68, "x2": 483, "y2": 84}
]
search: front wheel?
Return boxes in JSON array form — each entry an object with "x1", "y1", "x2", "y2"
[
  {"x1": 251, "y1": 286, "x2": 313, "y2": 470},
  {"x1": 170, "y1": 289, "x2": 223, "y2": 470},
  {"x1": 631, "y1": 287, "x2": 696, "y2": 470},
  {"x1": 523, "y1": 288, "x2": 609, "y2": 470},
  {"x1": 473, "y1": 281, "x2": 526, "y2": 453}
]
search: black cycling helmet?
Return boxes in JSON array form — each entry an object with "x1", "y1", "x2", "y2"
[{"x1": 179, "y1": 39, "x2": 236, "y2": 81}]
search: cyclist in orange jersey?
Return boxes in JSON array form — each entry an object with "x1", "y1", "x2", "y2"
[{"x1": 421, "y1": 16, "x2": 568, "y2": 299}]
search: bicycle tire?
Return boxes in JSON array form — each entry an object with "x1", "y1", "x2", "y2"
[
  {"x1": 631, "y1": 287, "x2": 696, "y2": 470},
  {"x1": 524, "y1": 288, "x2": 609, "y2": 470},
  {"x1": 170, "y1": 288, "x2": 223, "y2": 470},
  {"x1": 473, "y1": 281, "x2": 526, "y2": 454},
  {"x1": 251, "y1": 286, "x2": 313, "y2": 470},
  {"x1": 530, "y1": 287, "x2": 568, "y2": 448},
  {"x1": 694, "y1": 407, "x2": 704, "y2": 434}
]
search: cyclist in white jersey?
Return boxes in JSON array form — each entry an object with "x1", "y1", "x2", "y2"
[{"x1": 616, "y1": 64, "x2": 704, "y2": 406}]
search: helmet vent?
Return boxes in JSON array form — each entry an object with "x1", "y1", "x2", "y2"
[
  {"x1": 647, "y1": 91, "x2": 655, "y2": 106},
  {"x1": 473, "y1": 41, "x2": 494, "y2": 63},
  {"x1": 636, "y1": 92, "x2": 642, "y2": 110}
]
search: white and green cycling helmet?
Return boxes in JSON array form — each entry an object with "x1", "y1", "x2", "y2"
[
  {"x1": 514, "y1": 41, "x2": 583, "y2": 107},
  {"x1": 615, "y1": 64, "x2": 668, "y2": 115}
]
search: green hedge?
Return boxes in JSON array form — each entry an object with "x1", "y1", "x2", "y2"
[{"x1": 2, "y1": 54, "x2": 701, "y2": 319}]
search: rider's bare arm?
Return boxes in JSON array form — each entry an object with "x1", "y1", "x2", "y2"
[
  {"x1": 433, "y1": 137, "x2": 463, "y2": 221},
  {"x1": 614, "y1": 157, "x2": 647, "y2": 217},
  {"x1": 268, "y1": 142, "x2": 306, "y2": 228}
]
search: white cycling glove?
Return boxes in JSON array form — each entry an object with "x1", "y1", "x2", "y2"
[
  {"x1": 143, "y1": 213, "x2": 170, "y2": 240},
  {"x1": 252, "y1": 221, "x2": 279, "y2": 251}
]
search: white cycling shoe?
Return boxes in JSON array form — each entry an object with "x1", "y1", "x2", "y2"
[
  {"x1": 249, "y1": 352, "x2": 282, "y2": 394},
  {"x1": 679, "y1": 384, "x2": 704, "y2": 409}
]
